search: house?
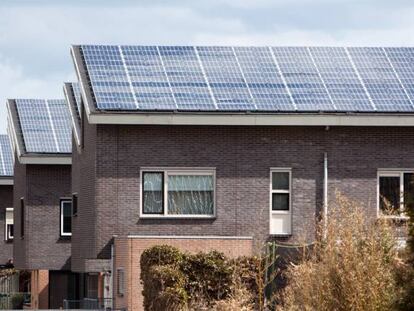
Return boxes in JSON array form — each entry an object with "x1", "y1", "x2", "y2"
[
  {"x1": 66, "y1": 45, "x2": 414, "y2": 310},
  {"x1": 0, "y1": 135, "x2": 14, "y2": 266},
  {"x1": 7, "y1": 99, "x2": 78, "y2": 309}
]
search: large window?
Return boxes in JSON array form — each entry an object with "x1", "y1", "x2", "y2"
[
  {"x1": 60, "y1": 199, "x2": 72, "y2": 236},
  {"x1": 5, "y1": 208, "x2": 13, "y2": 242},
  {"x1": 141, "y1": 169, "x2": 215, "y2": 218},
  {"x1": 378, "y1": 171, "x2": 414, "y2": 218},
  {"x1": 270, "y1": 169, "x2": 292, "y2": 235}
]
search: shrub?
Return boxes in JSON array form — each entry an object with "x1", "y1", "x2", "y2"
[
  {"x1": 11, "y1": 293, "x2": 24, "y2": 309},
  {"x1": 278, "y1": 194, "x2": 400, "y2": 311}
]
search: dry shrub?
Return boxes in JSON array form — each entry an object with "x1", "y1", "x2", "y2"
[{"x1": 279, "y1": 194, "x2": 400, "y2": 311}]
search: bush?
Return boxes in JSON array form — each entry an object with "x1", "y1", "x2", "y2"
[
  {"x1": 278, "y1": 194, "x2": 400, "y2": 311},
  {"x1": 11, "y1": 293, "x2": 24, "y2": 309},
  {"x1": 140, "y1": 246, "x2": 260, "y2": 311}
]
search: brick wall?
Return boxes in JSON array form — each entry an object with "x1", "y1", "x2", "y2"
[
  {"x1": 73, "y1": 124, "x2": 414, "y2": 270},
  {"x1": 0, "y1": 185, "x2": 13, "y2": 264},
  {"x1": 13, "y1": 158, "x2": 72, "y2": 270},
  {"x1": 31, "y1": 270, "x2": 49, "y2": 309},
  {"x1": 113, "y1": 236, "x2": 253, "y2": 311}
]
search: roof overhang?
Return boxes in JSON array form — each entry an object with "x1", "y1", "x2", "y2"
[
  {"x1": 0, "y1": 178, "x2": 13, "y2": 185},
  {"x1": 19, "y1": 155, "x2": 71, "y2": 165},
  {"x1": 87, "y1": 112, "x2": 414, "y2": 127}
]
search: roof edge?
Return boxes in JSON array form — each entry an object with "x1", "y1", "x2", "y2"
[
  {"x1": 19, "y1": 155, "x2": 71, "y2": 165},
  {"x1": 87, "y1": 112, "x2": 414, "y2": 127},
  {"x1": 0, "y1": 178, "x2": 13, "y2": 185}
]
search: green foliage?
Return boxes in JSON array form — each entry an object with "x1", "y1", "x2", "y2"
[
  {"x1": 140, "y1": 245, "x2": 260, "y2": 311},
  {"x1": 10, "y1": 293, "x2": 24, "y2": 309}
]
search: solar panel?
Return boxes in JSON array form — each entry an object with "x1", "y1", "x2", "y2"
[
  {"x1": 271, "y1": 47, "x2": 333, "y2": 111},
  {"x1": 15, "y1": 99, "x2": 72, "y2": 153},
  {"x1": 347, "y1": 47, "x2": 413, "y2": 111},
  {"x1": 0, "y1": 135, "x2": 13, "y2": 176},
  {"x1": 309, "y1": 47, "x2": 373, "y2": 111},
  {"x1": 78, "y1": 45, "x2": 414, "y2": 113},
  {"x1": 233, "y1": 47, "x2": 295, "y2": 111},
  {"x1": 384, "y1": 48, "x2": 414, "y2": 103}
]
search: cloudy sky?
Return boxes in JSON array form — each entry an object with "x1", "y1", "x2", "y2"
[{"x1": 0, "y1": 0, "x2": 414, "y2": 133}]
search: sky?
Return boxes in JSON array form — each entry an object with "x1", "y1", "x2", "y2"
[{"x1": 0, "y1": 0, "x2": 414, "y2": 133}]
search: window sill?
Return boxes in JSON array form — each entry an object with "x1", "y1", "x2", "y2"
[
  {"x1": 269, "y1": 233, "x2": 292, "y2": 238},
  {"x1": 59, "y1": 236, "x2": 72, "y2": 242},
  {"x1": 140, "y1": 215, "x2": 216, "y2": 220}
]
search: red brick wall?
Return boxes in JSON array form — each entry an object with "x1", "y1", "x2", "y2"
[
  {"x1": 113, "y1": 236, "x2": 253, "y2": 311},
  {"x1": 31, "y1": 270, "x2": 49, "y2": 309}
]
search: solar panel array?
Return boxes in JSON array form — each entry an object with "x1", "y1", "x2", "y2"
[
  {"x1": 79, "y1": 45, "x2": 414, "y2": 112},
  {"x1": 15, "y1": 99, "x2": 72, "y2": 153},
  {"x1": 0, "y1": 135, "x2": 13, "y2": 176},
  {"x1": 71, "y1": 82, "x2": 82, "y2": 118}
]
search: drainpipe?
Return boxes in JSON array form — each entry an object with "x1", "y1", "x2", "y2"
[{"x1": 323, "y1": 152, "x2": 328, "y2": 239}]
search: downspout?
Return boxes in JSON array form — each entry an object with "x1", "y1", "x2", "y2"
[{"x1": 323, "y1": 152, "x2": 328, "y2": 239}]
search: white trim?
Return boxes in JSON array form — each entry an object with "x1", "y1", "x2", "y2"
[
  {"x1": 377, "y1": 169, "x2": 414, "y2": 219},
  {"x1": 87, "y1": 112, "x2": 414, "y2": 126},
  {"x1": 0, "y1": 179, "x2": 13, "y2": 185},
  {"x1": 125, "y1": 235, "x2": 253, "y2": 240},
  {"x1": 345, "y1": 47, "x2": 376, "y2": 111},
  {"x1": 139, "y1": 168, "x2": 216, "y2": 219},
  {"x1": 71, "y1": 46, "x2": 93, "y2": 122},
  {"x1": 60, "y1": 199, "x2": 72, "y2": 237},
  {"x1": 63, "y1": 84, "x2": 81, "y2": 146},
  {"x1": 19, "y1": 156, "x2": 71, "y2": 165},
  {"x1": 268, "y1": 47, "x2": 297, "y2": 110},
  {"x1": 382, "y1": 47, "x2": 414, "y2": 110},
  {"x1": 45, "y1": 100, "x2": 60, "y2": 152},
  {"x1": 156, "y1": 46, "x2": 178, "y2": 110},
  {"x1": 307, "y1": 47, "x2": 337, "y2": 110},
  {"x1": 0, "y1": 141, "x2": 6, "y2": 176},
  {"x1": 270, "y1": 168, "x2": 292, "y2": 235},
  {"x1": 194, "y1": 47, "x2": 218, "y2": 109},
  {"x1": 232, "y1": 47, "x2": 256, "y2": 110},
  {"x1": 5, "y1": 208, "x2": 13, "y2": 241}
]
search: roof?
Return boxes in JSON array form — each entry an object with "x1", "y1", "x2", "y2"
[
  {"x1": 7, "y1": 99, "x2": 72, "y2": 165},
  {"x1": 0, "y1": 135, "x2": 13, "y2": 177},
  {"x1": 72, "y1": 45, "x2": 414, "y2": 115}
]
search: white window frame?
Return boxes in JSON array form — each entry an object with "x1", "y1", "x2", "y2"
[
  {"x1": 269, "y1": 168, "x2": 292, "y2": 235},
  {"x1": 117, "y1": 268, "x2": 125, "y2": 296},
  {"x1": 139, "y1": 168, "x2": 216, "y2": 219},
  {"x1": 5, "y1": 208, "x2": 13, "y2": 241},
  {"x1": 60, "y1": 199, "x2": 72, "y2": 237},
  {"x1": 377, "y1": 169, "x2": 413, "y2": 219}
]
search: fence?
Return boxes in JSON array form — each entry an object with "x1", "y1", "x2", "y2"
[
  {"x1": 0, "y1": 292, "x2": 30, "y2": 309},
  {"x1": 0, "y1": 272, "x2": 19, "y2": 294},
  {"x1": 63, "y1": 298, "x2": 113, "y2": 310}
]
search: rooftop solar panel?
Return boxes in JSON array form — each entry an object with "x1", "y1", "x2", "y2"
[
  {"x1": 0, "y1": 135, "x2": 13, "y2": 176},
  {"x1": 72, "y1": 82, "x2": 82, "y2": 117},
  {"x1": 15, "y1": 99, "x2": 72, "y2": 153},
  {"x1": 347, "y1": 47, "x2": 414, "y2": 111},
  {"x1": 77, "y1": 45, "x2": 414, "y2": 113}
]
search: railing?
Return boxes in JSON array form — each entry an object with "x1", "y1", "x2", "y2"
[
  {"x1": 0, "y1": 292, "x2": 30, "y2": 309},
  {"x1": 63, "y1": 298, "x2": 113, "y2": 310}
]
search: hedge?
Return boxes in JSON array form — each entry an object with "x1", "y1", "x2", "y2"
[{"x1": 140, "y1": 245, "x2": 261, "y2": 311}]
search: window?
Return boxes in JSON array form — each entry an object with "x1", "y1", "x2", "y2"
[
  {"x1": 60, "y1": 199, "x2": 72, "y2": 236},
  {"x1": 141, "y1": 169, "x2": 215, "y2": 217},
  {"x1": 270, "y1": 169, "x2": 292, "y2": 235},
  {"x1": 20, "y1": 198, "x2": 24, "y2": 238},
  {"x1": 117, "y1": 268, "x2": 125, "y2": 296},
  {"x1": 5, "y1": 208, "x2": 13, "y2": 242},
  {"x1": 378, "y1": 171, "x2": 414, "y2": 218},
  {"x1": 72, "y1": 194, "x2": 78, "y2": 216}
]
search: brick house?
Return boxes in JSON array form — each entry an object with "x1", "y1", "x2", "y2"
[
  {"x1": 0, "y1": 135, "x2": 14, "y2": 266},
  {"x1": 66, "y1": 45, "x2": 414, "y2": 310},
  {"x1": 7, "y1": 99, "x2": 78, "y2": 309}
]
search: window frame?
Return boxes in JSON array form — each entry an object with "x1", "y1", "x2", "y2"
[
  {"x1": 5, "y1": 208, "x2": 13, "y2": 242},
  {"x1": 270, "y1": 169, "x2": 292, "y2": 214},
  {"x1": 117, "y1": 268, "x2": 125, "y2": 296},
  {"x1": 377, "y1": 169, "x2": 413, "y2": 219},
  {"x1": 139, "y1": 168, "x2": 216, "y2": 219},
  {"x1": 60, "y1": 199, "x2": 72, "y2": 237}
]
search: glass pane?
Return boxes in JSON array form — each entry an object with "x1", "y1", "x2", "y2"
[
  {"x1": 62, "y1": 202, "x2": 72, "y2": 233},
  {"x1": 404, "y1": 173, "x2": 414, "y2": 211},
  {"x1": 143, "y1": 172, "x2": 164, "y2": 214},
  {"x1": 272, "y1": 193, "x2": 289, "y2": 211},
  {"x1": 379, "y1": 176, "x2": 400, "y2": 215},
  {"x1": 168, "y1": 175, "x2": 214, "y2": 215},
  {"x1": 272, "y1": 172, "x2": 289, "y2": 190}
]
